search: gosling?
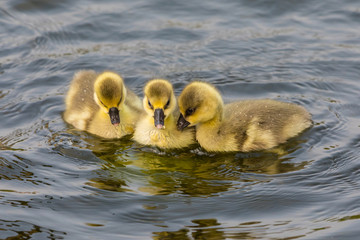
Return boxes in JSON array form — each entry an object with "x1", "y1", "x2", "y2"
[
  {"x1": 177, "y1": 81, "x2": 312, "y2": 152},
  {"x1": 133, "y1": 79, "x2": 195, "y2": 149},
  {"x1": 64, "y1": 70, "x2": 142, "y2": 138}
]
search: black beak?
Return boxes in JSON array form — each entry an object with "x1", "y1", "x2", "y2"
[
  {"x1": 177, "y1": 113, "x2": 190, "y2": 131},
  {"x1": 109, "y1": 107, "x2": 120, "y2": 126},
  {"x1": 154, "y1": 108, "x2": 165, "y2": 129}
]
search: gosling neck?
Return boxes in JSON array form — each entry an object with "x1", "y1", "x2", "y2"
[{"x1": 198, "y1": 104, "x2": 224, "y2": 130}]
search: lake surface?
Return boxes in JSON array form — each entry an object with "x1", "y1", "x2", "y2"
[{"x1": 1, "y1": 0, "x2": 360, "y2": 239}]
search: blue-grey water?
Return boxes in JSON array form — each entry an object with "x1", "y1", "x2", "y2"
[{"x1": 1, "y1": 0, "x2": 360, "y2": 239}]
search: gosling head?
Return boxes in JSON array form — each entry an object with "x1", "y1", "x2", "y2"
[
  {"x1": 177, "y1": 81, "x2": 223, "y2": 131},
  {"x1": 93, "y1": 72, "x2": 126, "y2": 126},
  {"x1": 143, "y1": 79, "x2": 176, "y2": 129}
]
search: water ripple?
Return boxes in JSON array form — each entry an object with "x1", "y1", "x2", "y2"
[{"x1": 1, "y1": 0, "x2": 360, "y2": 239}]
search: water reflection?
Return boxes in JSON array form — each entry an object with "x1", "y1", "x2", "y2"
[
  {"x1": 152, "y1": 218, "x2": 333, "y2": 240},
  {"x1": 153, "y1": 218, "x2": 225, "y2": 240},
  {"x1": 0, "y1": 219, "x2": 66, "y2": 239},
  {"x1": 0, "y1": 154, "x2": 34, "y2": 182},
  {"x1": 152, "y1": 219, "x2": 265, "y2": 240},
  {"x1": 82, "y1": 134, "x2": 311, "y2": 196}
]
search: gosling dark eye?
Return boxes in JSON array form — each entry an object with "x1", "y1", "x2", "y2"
[
  {"x1": 117, "y1": 96, "x2": 122, "y2": 106},
  {"x1": 185, "y1": 108, "x2": 195, "y2": 116},
  {"x1": 99, "y1": 99, "x2": 108, "y2": 109},
  {"x1": 164, "y1": 99, "x2": 170, "y2": 109},
  {"x1": 148, "y1": 99, "x2": 153, "y2": 109}
]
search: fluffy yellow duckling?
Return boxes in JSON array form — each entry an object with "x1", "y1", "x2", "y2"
[
  {"x1": 133, "y1": 79, "x2": 195, "y2": 149},
  {"x1": 64, "y1": 70, "x2": 142, "y2": 138},
  {"x1": 177, "y1": 81, "x2": 312, "y2": 152}
]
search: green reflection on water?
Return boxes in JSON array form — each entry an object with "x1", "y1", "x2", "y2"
[
  {"x1": 82, "y1": 134, "x2": 310, "y2": 196},
  {"x1": 337, "y1": 214, "x2": 360, "y2": 222},
  {"x1": 0, "y1": 219, "x2": 66, "y2": 239},
  {"x1": 151, "y1": 218, "x2": 326, "y2": 240}
]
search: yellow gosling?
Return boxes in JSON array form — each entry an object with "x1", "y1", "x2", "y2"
[
  {"x1": 177, "y1": 81, "x2": 312, "y2": 152},
  {"x1": 64, "y1": 70, "x2": 142, "y2": 138},
  {"x1": 133, "y1": 79, "x2": 195, "y2": 149}
]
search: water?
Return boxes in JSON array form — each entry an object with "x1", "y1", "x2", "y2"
[{"x1": 1, "y1": 0, "x2": 360, "y2": 239}]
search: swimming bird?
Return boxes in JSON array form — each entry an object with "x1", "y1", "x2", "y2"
[
  {"x1": 176, "y1": 81, "x2": 312, "y2": 152},
  {"x1": 133, "y1": 79, "x2": 195, "y2": 149},
  {"x1": 64, "y1": 70, "x2": 142, "y2": 138}
]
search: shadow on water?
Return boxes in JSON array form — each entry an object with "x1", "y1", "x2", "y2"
[{"x1": 61, "y1": 129, "x2": 314, "y2": 197}]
